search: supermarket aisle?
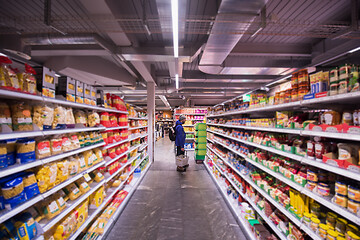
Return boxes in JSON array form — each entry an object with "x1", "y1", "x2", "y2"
[{"x1": 107, "y1": 138, "x2": 247, "y2": 240}]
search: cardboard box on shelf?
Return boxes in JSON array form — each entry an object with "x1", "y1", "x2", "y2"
[
  {"x1": 76, "y1": 80, "x2": 84, "y2": 97},
  {"x1": 58, "y1": 76, "x2": 76, "y2": 102},
  {"x1": 35, "y1": 66, "x2": 57, "y2": 98}
]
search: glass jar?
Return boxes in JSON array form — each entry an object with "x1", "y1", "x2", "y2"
[
  {"x1": 310, "y1": 217, "x2": 320, "y2": 232},
  {"x1": 291, "y1": 72, "x2": 298, "y2": 89},
  {"x1": 291, "y1": 88, "x2": 298, "y2": 102},
  {"x1": 319, "y1": 224, "x2": 329, "y2": 239},
  {"x1": 326, "y1": 212, "x2": 337, "y2": 228},
  {"x1": 336, "y1": 218, "x2": 348, "y2": 234}
]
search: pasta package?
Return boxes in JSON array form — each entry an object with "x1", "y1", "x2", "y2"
[
  {"x1": 13, "y1": 212, "x2": 38, "y2": 240},
  {"x1": 77, "y1": 155, "x2": 87, "y2": 171},
  {"x1": 11, "y1": 102, "x2": 33, "y2": 131},
  {"x1": 70, "y1": 135, "x2": 80, "y2": 149},
  {"x1": 16, "y1": 139, "x2": 36, "y2": 164},
  {"x1": 75, "y1": 179, "x2": 90, "y2": 194},
  {"x1": 47, "y1": 163, "x2": 58, "y2": 190},
  {"x1": 75, "y1": 200, "x2": 89, "y2": 230},
  {"x1": 53, "y1": 192, "x2": 67, "y2": 212},
  {"x1": 83, "y1": 150, "x2": 95, "y2": 167},
  {"x1": 0, "y1": 102, "x2": 12, "y2": 132},
  {"x1": 50, "y1": 137, "x2": 62, "y2": 155},
  {"x1": 74, "y1": 110, "x2": 87, "y2": 126},
  {"x1": 39, "y1": 198, "x2": 60, "y2": 220},
  {"x1": 63, "y1": 183, "x2": 81, "y2": 201},
  {"x1": 89, "y1": 186, "x2": 104, "y2": 208},
  {"x1": 0, "y1": 142, "x2": 6, "y2": 169},
  {"x1": 0, "y1": 176, "x2": 24, "y2": 199},
  {"x1": 61, "y1": 136, "x2": 72, "y2": 152},
  {"x1": 56, "y1": 160, "x2": 69, "y2": 185},
  {"x1": 87, "y1": 112, "x2": 100, "y2": 127},
  {"x1": 52, "y1": 106, "x2": 66, "y2": 130},
  {"x1": 94, "y1": 148, "x2": 104, "y2": 163},
  {"x1": 21, "y1": 172, "x2": 40, "y2": 199},
  {"x1": 35, "y1": 165, "x2": 50, "y2": 193},
  {"x1": 35, "y1": 139, "x2": 51, "y2": 159},
  {"x1": 64, "y1": 107, "x2": 75, "y2": 128},
  {"x1": 68, "y1": 156, "x2": 79, "y2": 177},
  {"x1": 33, "y1": 105, "x2": 54, "y2": 130}
]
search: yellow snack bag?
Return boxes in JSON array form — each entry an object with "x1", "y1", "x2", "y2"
[
  {"x1": 90, "y1": 186, "x2": 104, "y2": 208},
  {"x1": 53, "y1": 191, "x2": 67, "y2": 212},
  {"x1": 47, "y1": 163, "x2": 58, "y2": 190},
  {"x1": 83, "y1": 150, "x2": 95, "y2": 167},
  {"x1": 68, "y1": 156, "x2": 79, "y2": 177},
  {"x1": 75, "y1": 199, "x2": 89, "y2": 229},
  {"x1": 36, "y1": 165, "x2": 50, "y2": 193},
  {"x1": 40, "y1": 198, "x2": 61, "y2": 220},
  {"x1": 77, "y1": 154, "x2": 87, "y2": 171},
  {"x1": 94, "y1": 148, "x2": 104, "y2": 162}
]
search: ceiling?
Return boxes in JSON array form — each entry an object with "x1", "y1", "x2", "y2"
[{"x1": 0, "y1": 0, "x2": 359, "y2": 109}]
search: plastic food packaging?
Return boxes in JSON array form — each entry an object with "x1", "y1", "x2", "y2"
[
  {"x1": 52, "y1": 105, "x2": 66, "y2": 129},
  {"x1": 0, "y1": 176, "x2": 24, "y2": 199},
  {"x1": 87, "y1": 112, "x2": 100, "y2": 127},
  {"x1": 56, "y1": 160, "x2": 69, "y2": 185},
  {"x1": 76, "y1": 179, "x2": 90, "y2": 194},
  {"x1": 16, "y1": 138, "x2": 36, "y2": 164},
  {"x1": 6, "y1": 139, "x2": 16, "y2": 166},
  {"x1": 35, "y1": 139, "x2": 51, "y2": 159},
  {"x1": 70, "y1": 134, "x2": 80, "y2": 149},
  {"x1": 333, "y1": 194, "x2": 347, "y2": 208},
  {"x1": 77, "y1": 154, "x2": 87, "y2": 171},
  {"x1": 64, "y1": 107, "x2": 75, "y2": 128},
  {"x1": 100, "y1": 112, "x2": 110, "y2": 127},
  {"x1": 11, "y1": 102, "x2": 33, "y2": 131},
  {"x1": 322, "y1": 110, "x2": 341, "y2": 125},
  {"x1": 19, "y1": 64, "x2": 37, "y2": 94},
  {"x1": 68, "y1": 156, "x2": 79, "y2": 176},
  {"x1": 0, "y1": 141, "x2": 7, "y2": 169},
  {"x1": 90, "y1": 186, "x2": 104, "y2": 208},
  {"x1": 64, "y1": 183, "x2": 81, "y2": 201},
  {"x1": 13, "y1": 212, "x2": 38, "y2": 240},
  {"x1": 109, "y1": 114, "x2": 117, "y2": 127},
  {"x1": 35, "y1": 165, "x2": 50, "y2": 193},
  {"x1": 33, "y1": 104, "x2": 54, "y2": 130},
  {"x1": 50, "y1": 137, "x2": 62, "y2": 155},
  {"x1": 348, "y1": 185, "x2": 360, "y2": 201},
  {"x1": 53, "y1": 192, "x2": 67, "y2": 212},
  {"x1": 61, "y1": 135, "x2": 72, "y2": 152},
  {"x1": 21, "y1": 172, "x2": 40, "y2": 199},
  {"x1": 0, "y1": 102, "x2": 12, "y2": 132},
  {"x1": 74, "y1": 110, "x2": 87, "y2": 126},
  {"x1": 40, "y1": 198, "x2": 60, "y2": 220}
]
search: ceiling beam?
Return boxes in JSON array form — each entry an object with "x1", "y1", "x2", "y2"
[{"x1": 230, "y1": 43, "x2": 312, "y2": 57}]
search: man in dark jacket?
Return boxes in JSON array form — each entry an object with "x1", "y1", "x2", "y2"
[{"x1": 175, "y1": 115, "x2": 188, "y2": 172}]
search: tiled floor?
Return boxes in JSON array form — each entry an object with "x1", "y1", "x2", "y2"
[{"x1": 107, "y1": 138, "x2": 247, "y2": 240}]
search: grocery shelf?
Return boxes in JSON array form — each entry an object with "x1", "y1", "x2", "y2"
[
  {"x1": 208, "y1": 139, "x2": 360, "y2": 226},
  {"x1": 103, "y1": 138, "x2": 129, "y2": 150},
  {"x1": 209, "y1": 156, "x2": 287, "y2": 240},
  {"x1": 208, "y1": 123, "x2": 360, "y2": 142},
  {"x1": 186, "y1": 138, "x2": 195, "y2": 140},
  {"x1": 105, "y1": 153, "x2": 140, "y2": 183},
  {"x1": 40, "y1": 180, "x2": 105, "y2": 232},
  {"x1": 208, "y1": 92, "x2": 360, "y2": 118},
  {"x1": 105, "y1": 149, "x2": 130, "y2": 167},
  {"x1": 129, "y1": 125, "x2": 148, "y2": 130},
  {"x1": 175, "y1": 113, "x2": 206, "y2": 116},
  {"x1": 204, "y1": 162, "x2": 257, "y2": 240},
  {"x1": 0, "y1": 142, "x2": 105, "y2": 179},
  {"x1": 0, "y1": 126, "x2": 106, "y2": 141},
  {"x1": 0, "y1": 161, "x2": 104, "y2": 224},
  {"x1": 128, "y1": 117, "x2": 148, "y2": 120},
  {"x1": 208, "y1": 128, "x2": 360, "y2": 182},
  {"x1": 0, "y1": 89, "x2": 127, "y2": 114},
  {"x1": 207, "y1": 123, "x2": 301, "y2": 135},
  {"x1": 99, "y1": 159, "x2": 151, "y2": 240},
  {"x1": 207, "y1": 129, "x2": 303, "y2": 161},
  {"x1": 138, "y1": 143, "x2": 148, "y2": 151},
  {"x1": 185, "y1": 148, "x2": 195, "y2": 151},
  {"x1": 128, "y1": 133, "x2": 148, "y2": 141},
  {"x1": 206, "y1": 147, "x2": 321, "y2": 240},
  {"x1": 43, "y1": 142, "x2": 106, "y2": 164},
  {"x1": 183, "y1": 125, "x2": 194, "y2": 127},
  {"x1": 105, "y1": 126, "x2": 129, "y2": 131},
  {"x1": 185, "y1": 131, "x2": 194, "y2": 133}
]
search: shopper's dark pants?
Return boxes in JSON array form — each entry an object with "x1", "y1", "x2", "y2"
[{"x1": 176, "y1": 146, "x2": 185, "y2": 156}]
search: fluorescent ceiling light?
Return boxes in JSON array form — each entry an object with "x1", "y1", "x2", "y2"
[
  {"x1": 250, "y1": 27, "x2": 263, "y2": 38},
  {"x1": 349, "y1": 47, "x2": 360, "y2": 53},
  {"x1": 0, "y1": 53, "x2": 7, "y2": 57},
  {"x1": 175, "y1": 74, "x2": 179, "y2": 89},
  {"x1": 265, "y1": 75, "x2": 291, "y2": 87},
  {"x1": 55, "y1": 74, "x2": 61, "y2": 77},
  {"x1": 159, "y1": 95, "x2": 171, "y2": 108},
  {"x1": 171, "y1": 0, "x2": 179, "y2": 58}
]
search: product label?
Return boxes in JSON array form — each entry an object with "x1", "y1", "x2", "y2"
[
  {"x1": 79, "y1": 157, "x2": 86, "y2": 168},
  {"x1": 72, "y1": 188, "x2": 80, "y2": 195},
  {"x1": 17, "y1": 117, "x2": 32, "y2": 124},
  {"x1": 58, "y1": 197, "x2": 66, "y2": 207},
  {"x1": 81, "y1": 182, "x2": 89, "y2": 189},
  {"x1": 338, "y1": 148, "x2": 351, "y2": 160},
  {"x1": 83, "y1": 174, "x2": 91, "y2": 182},
  {"x1": 38, "y1": 141, "x2": 51, "y2": 154},
  {"x1": 49, "y1": 201, "x2": 59, "y2": 214},
  {"x1": 97, "y1": 172, "x2": 103, "y2": 178}
]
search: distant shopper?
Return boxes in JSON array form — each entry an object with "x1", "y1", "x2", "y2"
[{"x1": 175, "y1": 115, "x2": 189, "y2": 172}]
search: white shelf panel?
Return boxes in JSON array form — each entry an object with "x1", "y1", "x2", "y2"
[
  {"x1": 128, "y1": 117, "x2": 148, "y2": 120},
  {"x1": 128, "y1": 133, "x2": 148, "y2": 141},
  {"x1": 103, "y1": 138, "x2": 129, "y2": 150},
  {"x1": 105, "y1": 153, "x2": 140, "y2": 183},
  {"x1": 185, "y1": 148, "x2": 195, "y2": 151},
  {"x1": 129, "y1": 125, "x2": 148, "y2": 130},
  {"x1": 104, "y1": 150, "x2": 130, "y2": 167},
  {"x1": 175, "y1": 113, "x2": 207, "y2": 116},
  {"x1": 207, "y1": 123, "x2": 301, "y2": 134},
  {"x1": 105, "y1": 126, "x2": 129, "y2": 131},
  {"x1": 183, "y1": 125, "x2": 194, "y2": 127},
  {"x1": 138, "y1": 143, "x2": 148, "y2": 151},
  {"x1": 204, "y1": 163, "x2": 257, "y2": 240}
]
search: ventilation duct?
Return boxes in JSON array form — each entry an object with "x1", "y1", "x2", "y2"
[{"x1": 199, "y1": 0, "x2": 268, "y2": 75}]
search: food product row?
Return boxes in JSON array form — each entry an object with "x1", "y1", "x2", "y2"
[
  {"x1": 81, "y1": 157, "x2": 150, "y2": 240},
  {"x1": 207, "y1": 125, "x2": 360, "y2": 176},
  {"x1": 0, "y1": 56, "x2": 131, "y2": 112},
  {"x1": 209, "y1": 132, "x2": 360, "y2": 216},
  {"x1": 208, "y1": 64, "x2": 359, "y2": 116},
  {"x1": 176, "y1": 115, "x2": 205, "y2": 120},
  {"x1": 208, "y1": 110, "x2": 360, "y2": 135},
  {"x1": 0, "y1": 151, "x2": 149, "y2": 240},
  {"x1": 207, "y1": 144, "x2": 360, "y2": 240},
  {"x1": 0, "y1": 131, "x2": 103, "y2": 171},
  {"x1": 205, "y1": 160, "x2": 278, "y2": 240},
  {"x1": 129, "y1": 119, "x2": 147, "y2": 128},
  {"x1": 174, "y1": 108, "x2": 207, "y2": 115}
]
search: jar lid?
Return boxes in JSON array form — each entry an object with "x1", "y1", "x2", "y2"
[
  {"x1": 348, "y1": 231, "x2": 360, "y2": 239},
  {"x1": 327, "y1": 230, "x2": 338, "y2": 237},
  {"x1": 311, "y1": 217, "x2": 320, "y2": 224},
  {"x1": 337, "y1": 218, "x2": 348, "y2": 224},
  {"x1": 319, "y1": 224, "x2": 329, "y2": 230}
]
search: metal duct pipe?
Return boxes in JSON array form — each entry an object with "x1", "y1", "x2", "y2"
[
  {"x1": 199, "y1": 0, "x2": 268, "y2": 74},
  {"x1": 22, "y1": 34, "x2": 98, "y2": 45}
]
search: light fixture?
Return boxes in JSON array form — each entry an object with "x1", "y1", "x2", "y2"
[
  {"x1": 175, "y1": 74, "x2": 179, "y2": 89},
  {"x1": 171, "y1": 0, "x2": 179, "y2": 58},
  {"x1": 55, "y1": 74, "x2": 61, "y2": 77},
  {"x1": 0, "y1": 53, "x2": 7, "y2": 57},
  {"x1": 159, "y1": 95, "x2": 171, "y2": 108},
  {"x1": 250, "y1": 27, "x2": 263, "y2": 38},
  {"x1": 349, "y1": 47, "x2": 360, "y2": 53},
  {"x1": 144, "y1": 23, "x2": 151, "y2": 36},
  {"x1": 265, "y1": 75, "x2": 291, "y2": 87}
]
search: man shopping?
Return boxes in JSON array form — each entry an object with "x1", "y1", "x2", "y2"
[{"x1": 175, "y1": 115, "x2": 189, "y2": 172}]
